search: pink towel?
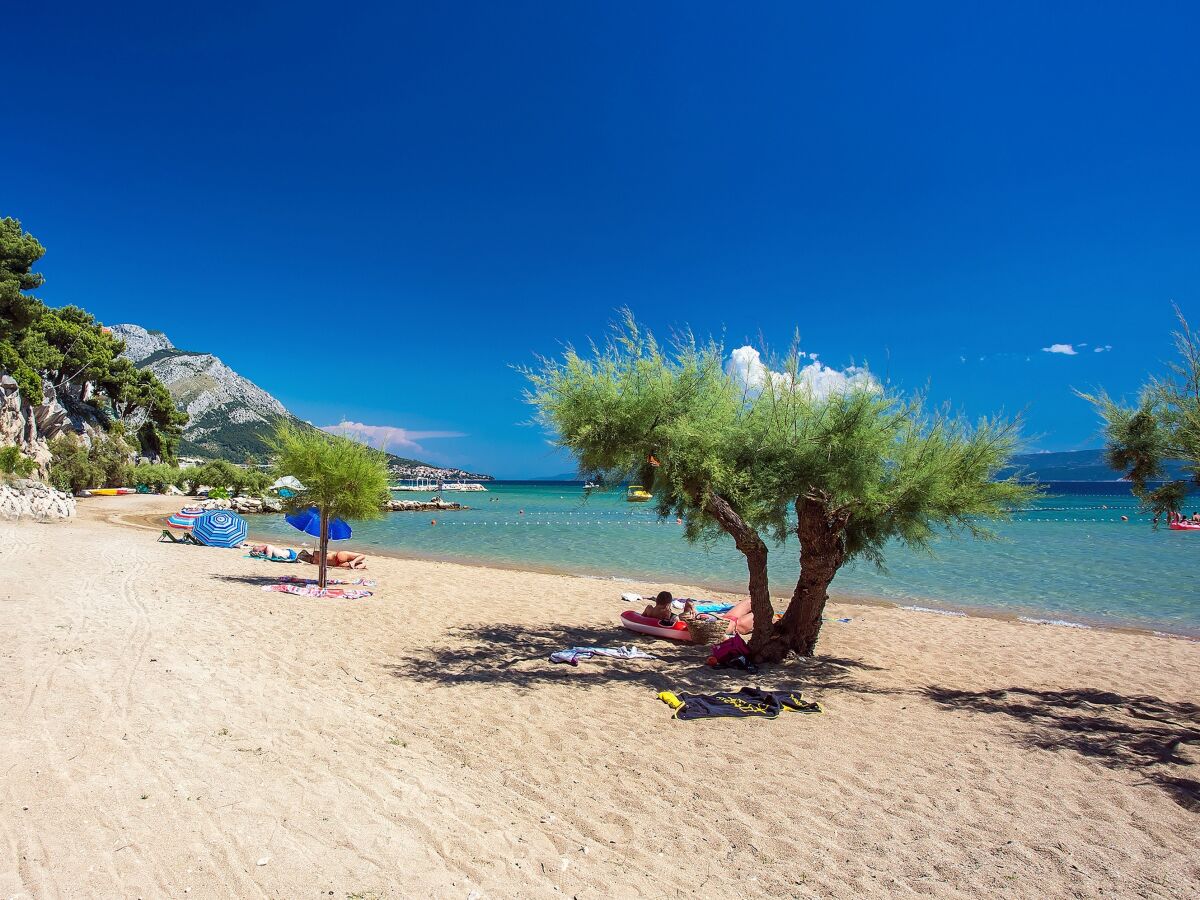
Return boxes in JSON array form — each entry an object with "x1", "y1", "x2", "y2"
[{"x1": 261, "y1": 584, "x2": 373, "y2": 600}]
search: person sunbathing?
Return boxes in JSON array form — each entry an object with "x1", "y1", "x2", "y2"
[
  {"x1": 722, "y1": 598, "x2": 756, "y2": 635},
  {"x1": 246, "y1": 543, "x2": 298, "y2": 562},
  {"x1": 298, "y1": 549, "x2": 368, "y2": 569},
  {"x1": 642, "y1": 591, "x2": 693, "y2": 624}
]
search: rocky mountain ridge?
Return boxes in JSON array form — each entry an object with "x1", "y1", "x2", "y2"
[{"x1": 111, "y1": 324, "x2": 490, "y2": 479}]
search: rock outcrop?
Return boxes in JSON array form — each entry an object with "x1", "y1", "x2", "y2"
[
  {"x1": 0, "y1": 375, "x2": 109, "y2": 479},
  {"x1": 387, "y1": 498, "x2": 468, "y2": 512},
  {"x1": 0, "y1": 479, "x2": 77, "y2": 520}
]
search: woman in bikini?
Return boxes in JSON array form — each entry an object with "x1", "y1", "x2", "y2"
[
  {"x1": 298, "y1": 549, "x2": 368, "y2": 569},
  {"x1": 246, "y1": 543, "x2": 299, "y2": 562}
]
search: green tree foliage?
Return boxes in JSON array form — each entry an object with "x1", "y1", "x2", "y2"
[
  {"x1": 1081, "y1": 309, "x2": 1200, "y2": 516},
  {"x1": 524, "y1": 314, "x2": 1032, "y2": 661},
  {"x1": 196, "y1": 459, "x2": 240, "y2": 490},
  {"x1": 268, "y1": 422, "x2": 389, "y2": 588},
  {"x1": 48, "y1": 435, "x2": 95, "y2": 493},
  {"x1": 234, "y1": 469, "x2": 272, "y2": 495},
  {"x1": 177, "y1": 466, "x2": 205, "y2": 493},
  {"x1": 185, "y1": 459, "x2": 272, "y2": 495},
  {"x1": 0, "y1": 218, "x2": 49, "y2": 401},
  {"x1": 48, "y1": 430, "x2": 135, "y2": 493},
  {"x1": 0, "y1": 446, "x2": 37, "y2": 478},
  {"x1": 131, "y1": 462, "x2": 181, "y2": 491},
  {"x1": 0, "y1": 217, "x2": 187, "y2": 460}
]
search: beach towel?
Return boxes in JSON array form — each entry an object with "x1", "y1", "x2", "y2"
[
  {"x1": 658, "y1": 687, "x2": 822, "y2": 720},
  {"x1": 693, "y1": 602, "x2": 734, "y2": 614},
  {"x1": 245, "y1": 551, "x2": 298, "y2": 563},
  {"x1": 549, "y1": 645, "x2": 657, "y2": 666},
  {"x1": 261, "y1": 584, "x2": 373, "y2": 600},
  {"x1": 277, "y1": 575, "x2": 377, "y2": 587}
]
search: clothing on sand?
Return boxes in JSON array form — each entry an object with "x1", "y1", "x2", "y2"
[
  {"x1": 549, "y1": 645, "x2": 657, "y2": 666},
  {"x1": 659, "y1": 687, "x2": 822, "y2": 720}
]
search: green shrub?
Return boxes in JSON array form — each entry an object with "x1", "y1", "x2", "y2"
[
  {"x1": 177, "y1": 466, "x2": 204, "y2": 493},
  {"x1": 48, "y1": 431, "x2": 134, "y2": 492},
  {"x1": 91, "y1": 430, "x2": 133, "y2": 488},
  {"x1": 233, "y1": 469, "x2": 272, "y2": 495},
  {"x1": 197, "y1": 459, "x2": 239, "y2": 489},
  {"x1": 0, "y1": 446, "x2": 37, "y2": 478},
  {"x1": 48, "y1": 434, "x2": 101, "y2": 493},
  {"x1": 132, "y1": 462, "x2": 180, "y2": 491}
]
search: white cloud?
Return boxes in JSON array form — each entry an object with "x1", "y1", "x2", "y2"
[
  {"x1": 1042, "y1": 343, "x2": 1078, "y2": 355},
  {"x1": 1094, "y1": 344, "x2": 1113, "y2": 353},
  {"x1": 726, "y1": 345, "x2": 879, "y2": 400},
  {"x1": 321, "y1": 420, "x2": 465, "y2": 455}
]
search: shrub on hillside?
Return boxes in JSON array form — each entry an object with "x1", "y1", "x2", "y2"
[
  {"x1": 48, "y1": 431, "x2": 134, "y2": 493},
  {"x1": 0, "y1": 446, "x2": 37, "y2": 478}
]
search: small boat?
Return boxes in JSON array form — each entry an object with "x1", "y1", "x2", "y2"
[
  {"x1": 619, "y1": 610, "x2": 692, "y2": 641},
  {"x1": 583, "y1": 481, "x2": 599, "y2": 490},
  {"x1": 1168, "y1": 521, "x2": 1200, "y2": 531},
  {"x1": 626, "y1": 485, "x2": 652, "y2": 502}
]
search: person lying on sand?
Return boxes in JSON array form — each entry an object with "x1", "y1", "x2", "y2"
[
  {"x1": 297, "y1": 549, "x2": 368, "y2": 569},
  {"x1": 723, "y1": 598, "x2": 755, "y2": 635},
  {"x1": 246, "y1": 543, "x2": 298, "y2": 562}
]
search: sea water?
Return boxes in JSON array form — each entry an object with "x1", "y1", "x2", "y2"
[{"x1": 252, "y1": 482, "x2": 1200, "y2": 636}]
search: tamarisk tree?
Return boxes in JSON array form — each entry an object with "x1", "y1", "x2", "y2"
[
  {"x1": 1081, "y1": 308, "x2": 1200, "y2": 515},
  {"x1": 269, "y1": 423, "x2": 390, "y2": 589},
  {"x1": 524, "y1": 314, "x2": 1032, "y2": 662}
]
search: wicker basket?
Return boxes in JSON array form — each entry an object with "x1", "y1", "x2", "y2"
[{"x1": 685, "y1": 615, "x2": 729, "y2": 645}]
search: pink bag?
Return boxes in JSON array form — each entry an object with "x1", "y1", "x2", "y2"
[{"x1": 708, "y1": 633, "x2": 749, "y2": 666}]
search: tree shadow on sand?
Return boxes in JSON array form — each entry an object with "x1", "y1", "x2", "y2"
[
  {"x1": 210, "y1": 573, "x2": 293, "y2": 587},
  {"x1": 382, "y1": 622, "x2": 887, "y2": 696},
  {"x1": 925, "y1": 686, "x2": 1200, "y2": 812}
]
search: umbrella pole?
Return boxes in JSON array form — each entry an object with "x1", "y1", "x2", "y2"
[{"x1": 318, "y1": 507, "x2": 330, "y2": 590}]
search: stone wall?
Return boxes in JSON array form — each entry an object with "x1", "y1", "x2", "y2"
[{"x1": 0, "y1": 479, "x2": 77, "y2": 521}]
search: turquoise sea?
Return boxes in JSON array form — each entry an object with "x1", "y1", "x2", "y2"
[{"x1": 251, "y1": 482, "x2": 1200, "y2": 636}]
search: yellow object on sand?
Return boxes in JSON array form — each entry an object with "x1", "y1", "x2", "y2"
[
  {"x1": 657, "y1": 690, "x2": 684, "y2": 710},
  {"x1": 91, "y1": 488, "x2": 120, "y2": 495}
]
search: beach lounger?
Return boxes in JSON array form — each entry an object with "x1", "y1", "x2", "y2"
[{"x1": 158, "y1": 529, "x2": 204, "y2": 545}]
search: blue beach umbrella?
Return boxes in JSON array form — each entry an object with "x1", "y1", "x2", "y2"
[
  {"x1": 192, "y1": 510, "x2": 249, "y2": 548},
  {"x1": 285, "y1": 506, "x2": 352, "y2": 541}
]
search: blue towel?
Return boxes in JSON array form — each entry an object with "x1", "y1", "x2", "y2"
[{"x1": 693, "y1": 602, "x2": 734, "y2": 614}]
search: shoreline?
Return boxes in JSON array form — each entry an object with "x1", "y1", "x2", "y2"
[{"x1": 119, "y1": 497, "x2": 1200, "y2": 643}]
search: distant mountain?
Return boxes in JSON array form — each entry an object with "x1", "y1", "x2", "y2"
[
  {"x1": 527, "y1": 472, "x2": 584, "y2": 482},
  {"x1": 1003, "y1": 449, "x2": 1192, "y2": 482},
  {"x1": 111, "y1": 324, "x2": 491, "y2": 479}
]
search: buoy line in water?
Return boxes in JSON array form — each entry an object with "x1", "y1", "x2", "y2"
[{"x1": 420, "y1": 516, "x2": 1171, "y2": 527}]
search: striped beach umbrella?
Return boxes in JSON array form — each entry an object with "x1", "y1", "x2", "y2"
[
  {"x1": 167, "y1": 506, "x2": 204, "y2": 530},
  {"x1": 192, "y1": 510, "x2": 248, "y2": 548}
]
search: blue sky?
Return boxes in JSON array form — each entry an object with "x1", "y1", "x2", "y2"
[{"x1": 6, "y1": 2, "x2": 1198, "y2": 477}]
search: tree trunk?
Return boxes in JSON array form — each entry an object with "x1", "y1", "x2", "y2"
[
  {"x1": 753, "y1": 497, "x2": 846, "y2": 662},
  {"x1": 695, "y1": 488, "x2": 776, "y2": 656},
  {"x1": 318, "y1": 507, "x2": 330, "y2": 590}
]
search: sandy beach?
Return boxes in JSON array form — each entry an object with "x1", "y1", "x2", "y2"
[{"x1": 1, "y1": 496, "x2": 1197, "y2": 899}]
